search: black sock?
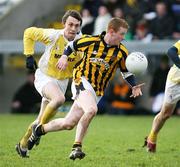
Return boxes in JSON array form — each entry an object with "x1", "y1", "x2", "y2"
[
  {"x1": 36, "y1": 125, "x2": 45, "y2": 136},
  {"x1": 73, "y1": 143, "x2": 82, "y2": 148}
]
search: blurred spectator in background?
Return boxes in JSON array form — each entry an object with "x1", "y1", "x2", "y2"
[
  {"x1": 105, "y1": 0, "x2": 125, "y2": 16},
  {"x1": 81, "y1": 8, "x2": 95, "y2": 34},
  {"x1": 134, "y1": 19, "x2": 152, "y2": 43},
  {"x1": 123, "y1": 0, "x2": 151, "y2": 37},
  {"x1": 112, "y1": 7, "x2": 124, "y2": 18},
  {"x1": 149, "y1": 55, "x2": 170, "y2": 114},
  {"x1": 149, "y1": 1, "x2": 175, "y2": 39},
  {"x1": 99, "y1": 75, "x2": 136, "y2": 115},
  {"x1": 171, "y1": 0, "x2": 180, "y2": 39},
  {"x1": 82, "y1": 0, "x2": 103, "y2": 17},
  {"x1": 11, "y1": 71, "x2": 41, "y2": 114},
  {"x1": 93, "y1": 5, "x2": 111, "y2": 35},
  {"x1": 112, "y1": 7, "x2": 133, "y2": 40}
]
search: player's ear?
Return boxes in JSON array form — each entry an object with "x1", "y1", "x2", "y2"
[
  {"x1": 109, "y1": 28, "x2": 115, "y2": 35},
  {"x1": 109, "y1": 28, "x2": 113, "y2": 33}
]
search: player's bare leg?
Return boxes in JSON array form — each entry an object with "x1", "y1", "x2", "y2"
[
  {"x1": 31, "y1": 98, "x2": 49, "y2": 146},
  {"x1": 26, "y1": 101, "x2": 83, "y2": 157},
  {"x1": 39, "y1": 82, "x2": 66, "y2": 124},
  {"x1": 16, "y1": 97, "x2": 48, "y2": 158},
  {"x1": 146, "y1": 103, "x2": 175, "y2": 152},
  {"x1": 16, "y1": 122, "x2": 34, "y2": 158},
  {"x1": 27, "y1": 82, "x2": 66, "y2": 150},
  {"x1": 69, "y1": 90, "x2": 98, "y2": 160},
  {"x1": 36, "y1": 98, "x2": 49, "y2": 123},
  {"x1": 27, "y1": 100, "x2": 84, "y2": 152},
  {"x1": 43, "y1": 101, "x2": 84, "y2": 132},
  {"x1": 151, "y1": 103, "x2": 175, "y2": 136},
  {"x1": 75, "y1": 90, "x2": 97, "y2": 144}
]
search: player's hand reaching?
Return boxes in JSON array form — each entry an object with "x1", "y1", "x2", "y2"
[
  {"x1": 26, "y1": 56, "x2": 37, "y2": 70},
  {"x1": 130, "y1": 83, "x2": 145, "y2": 98},
  {"x1": 56, "y1": 55, "x2": 68, "y2": 70}
]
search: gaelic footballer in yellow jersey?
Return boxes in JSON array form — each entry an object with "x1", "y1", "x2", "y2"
[
  {"x1": 15, "y1": 10, "x2": 82, "y2": 158},
  {"x1": 145, "y1": 40, "x2": 180, "y2": 153},
  {"x1": 24, "y1": 27, "x2": 82, "y2": 80}
]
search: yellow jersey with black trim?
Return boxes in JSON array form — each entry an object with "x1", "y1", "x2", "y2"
[
  {"x1": 72, "y1": 32, "x2": 129, "y2": 96},
  {"x1": 24, "y1": 27, "x2": 82, "y2": 80},
  {"x1": 167, "y1": 40, "x2": 180, "y2": 83}
]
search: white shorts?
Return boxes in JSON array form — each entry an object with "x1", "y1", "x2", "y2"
[
  {"x1": 71, "y1": 76, "x2": 101, "y2": 104},
  {"x1": 164, "y1": 80, "x2": 180, "y2": 104},
  {"x1": 34, "y1": 69, "x2": 69, "y2": 97}
]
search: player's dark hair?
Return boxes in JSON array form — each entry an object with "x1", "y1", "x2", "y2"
[{"x1": 62, "y1": 10, "x2": 82, "y2": 26}]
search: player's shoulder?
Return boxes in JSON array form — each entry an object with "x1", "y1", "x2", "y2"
[
  {"x1": 83, "y1": 33, "x2": 99, "y2": 38},
  {"x1": 175, "y1": 40, "x2": 180, "y2": 45},
  {"x1": 49, "y1": 28, "x2": 63, "y2": 35},
  {"x1": 174, "y1": 40, "x2": 180, "y2": 49},
  {"x1": 42, "y1": 28, "x2": 62, "y2": 36},
  {"x1": 77, "y1": 34, "x2": 101, "y2": 43}
]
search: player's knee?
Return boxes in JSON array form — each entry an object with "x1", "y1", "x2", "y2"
[
  {"x1": 66, "y1": 125, "x2": 74, "y2": 130},
  {"x1": 86, "y1": 106, "x2": 97, "y2": 118},
  {"x1": 161, "y1": 108, "x2": 172, "y2": 120},
  {"x1": 53, "y1": 96, "x2": 65, "y2": 107},
  {"x1": 163, "y1": 112, "x2": 171, "y2": 120},
  {"x1": 57, "y1": 96, "x2": 65, "y2": 105},
  {"x1": 64, "y1": 123, "x2": 75, "y2": 130},
  {"x1": 62, "y1": 121, "x2": 75, "y2": 130}
]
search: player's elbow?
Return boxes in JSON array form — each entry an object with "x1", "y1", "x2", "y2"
[
  {"x1": 52, "y1": 96, "x2": 65, "y2": 108},
  {"x1": 24, "y1": 27, "x2": 37, "y2": 38}
]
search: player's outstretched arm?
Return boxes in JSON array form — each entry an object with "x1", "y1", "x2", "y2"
[{"x1": 122, "y1": 72, "x2": 145, "y2": 98}]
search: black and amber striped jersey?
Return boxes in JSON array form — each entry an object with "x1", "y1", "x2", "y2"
[{"x1": 72, "y1": 32, "x2": 129, "y2": 96}]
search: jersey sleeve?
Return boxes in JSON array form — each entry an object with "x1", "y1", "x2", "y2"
[{"x1": 23, "y1": 27, "x2": 55, "y2": 56}]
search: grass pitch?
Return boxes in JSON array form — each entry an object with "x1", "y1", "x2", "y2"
[{"x1": 0, "y1": 113, "x2": 180, "y2": 167}]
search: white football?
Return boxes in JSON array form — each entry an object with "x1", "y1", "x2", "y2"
[{"x1": 125, "y1": 52, "x2": 148, "y2": 75}]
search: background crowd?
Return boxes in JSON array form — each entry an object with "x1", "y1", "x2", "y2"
[{"x1": 80, "y1": 0, "x2": 180, "y2": 41}]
